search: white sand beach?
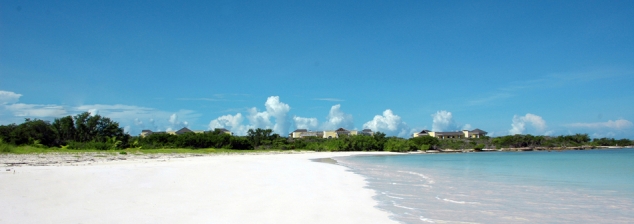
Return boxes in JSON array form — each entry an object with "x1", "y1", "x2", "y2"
[{"x1": 0, "y1": 152, "x2": 398, "y2": 224}]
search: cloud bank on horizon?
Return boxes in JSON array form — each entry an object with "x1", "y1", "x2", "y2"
[
  {"x1": 509, "y1": 113, "x2": 549, "y2": 135},
  {"x1": 208, "y1": 98, "x2": 357, "y2": 136},
  {"x1": 1, "y1": 90, "x2": 633, "y2": 138}
]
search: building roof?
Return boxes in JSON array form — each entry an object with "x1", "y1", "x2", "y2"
[
  {"x1": 434, "y1": 131, "x2": 464, "y2": 136},
  {"x1": 418, "y1": 130, "x2": 430, "y2": 134},
  {"x1": 335, "y1": 128, "x2": 348, "y2": 132},
  {"x1": 470, "y1": 128, "x2": 487, "y2": 134},
  {"x1": 215, "y1": 128, "x2": 230, "y2": 132},
  {"x1": 293, "y1": 129, "x2": 307, "y2": 132},
  {"x1": 175, "y1": 127, "x2": 192, "y2": 134},
  {"x1": 362, "y1": 129, "x2": 372, "y2": 132},
  {"x1": 301, "y1": 132, "x2": 318, "y2": 136},
  {"x1": 141, "y1": 130, "x2": 152, "y2": 133}
]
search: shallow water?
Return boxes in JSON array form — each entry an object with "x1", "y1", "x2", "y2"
[{"x1": 336, "y1": 149, "x2": 634, "y2": 223}]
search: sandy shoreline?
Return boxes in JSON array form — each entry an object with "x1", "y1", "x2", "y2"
[{"x1": 0, "y1": 151, "x2": 398, "y2": 224}]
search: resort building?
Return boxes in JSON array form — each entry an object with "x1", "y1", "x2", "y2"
[
  {"x1": 140, "y1": 127, "x2": 231, "y2": 137},
  {"x1": 290, "y1": 128, "x2": 374, "y2": 139},
  {"x1": 290, "y1": 129, "x2": 323, "y2": 138},
  {"x1": 412, "y1": 129, "x2": 487, "y2": 139},
  {"x1": 463, "y1": 129, "x2": 487, "y2": 138},
  {"x1": 360, "y1": 129, "x2": 374, "y2": 136},
  {"x1": 323, "y1": 128, "x2": 349, "y2": 139},
  {"x1": 168, "y1": 127, "x2": 194, "y2": 135},
  {"x1": 412, "y1": 130, "x2": 430, "y2": 138},
  {"x1": 140, "y1": 130, "x2": 154, "y2": 137}
]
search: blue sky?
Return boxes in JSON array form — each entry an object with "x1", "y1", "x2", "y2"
[{"x1": 1, "y1": 0, "x2": 633, "y2": 138}]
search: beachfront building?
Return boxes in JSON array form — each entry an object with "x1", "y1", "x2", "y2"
[
  {"x1": 412, "y1": 130, "x2": 431, "y2": 138},
  {"x1": 166, "y1": 127, "x2": 194, "y2": 135},
  {"x1": 360, "y1": 129, "x2": 374, "y2": 136},
  {"x1": 412, "y1": 129, "x2": 487, "y2": 139},
  {"x1": 140, "y1": 129, "x2": 154, "y2": 137},
  {"x1": 463, "y1": 129, "x2": 487, "y2": 138},
  {"x1": 323, "y1": 128, "x2": 348, "y2": 139},
  {"x1": 140, "y1": 127, "x2": 231, "y2": 137},
  {"x1": 291, "y1": 128, "x2": 374, "y2": 139},
  {"x1": 291, "y1": 129, "x2": 308, "y2": 138},
  {"x1": 290, "y1": 129, "x2": 323, "y2": 138}
]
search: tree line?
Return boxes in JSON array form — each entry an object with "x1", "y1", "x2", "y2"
[
  {"x1": 0, "y1": 112, "x2": 129, "y2": 150},
  {"x1": 1, "y1": 113, "x2": 632, "y2": 152}
]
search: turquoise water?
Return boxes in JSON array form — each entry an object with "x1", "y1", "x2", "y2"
[{"x1": 335, "y1": 149, "x2": 634, "y2": 223}]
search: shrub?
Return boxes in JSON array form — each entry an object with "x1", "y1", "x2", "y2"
[
  {"x1": 410, "y1": 136, "x2": 439, "y2": 147},
  {"x1": 384, "y1": 138, "x2": 411, "y2": 152},
  {"x1": 67, "y1": 141, "x2": 112, "y2": 150}
]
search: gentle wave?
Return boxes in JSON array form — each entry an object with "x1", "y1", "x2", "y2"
[
  {"x1": 381, "y1": 192, "x2": 404, "y2": 199},
  {"x1": 419, "y1": 216, "x2": 481, "y2": 224},
  {"x1": 398, "y1": 170, "x2": 435, "y2": 184},
  {"x1": 391, "y1": 201, "x2": 416, "y2": 210},
  {"x1": 435, "y1": 195, "x2": 481, "y2": 205},
  {"x1": 339, "y1": 150, "x2": 634, "y2": 223}
]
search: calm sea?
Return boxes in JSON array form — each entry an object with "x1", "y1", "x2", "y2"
[{"x1": 335, "y1": 148, "x2": 634, "y2": 223}]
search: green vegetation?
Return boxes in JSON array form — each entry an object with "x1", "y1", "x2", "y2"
[
  {"x1": 431, "y1": 134, "x2": 633, "y2": 150},
  {"x1": 0, "y1": 112, "x2": 128, "y2": 150},
  {"x1": 490, "y1": 134, "x2": 633, "y2": 149},
  {"x1": 0, "y1": 113, "x2": 632, "y2": 154},
  {"x1": 384, "y1": 138, "x2": 413, "y2": 152}
]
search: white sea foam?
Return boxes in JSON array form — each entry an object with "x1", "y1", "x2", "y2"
[
  {"x1": 397, "y1": 170, "x2": 435, "y2": 184},
  {"x1": 420, "y1": 216, "x2": 481, "y2": 224},
  {"x1": 386, "y1": 195, "x2": 404, "y2": 199},
  {"x1": 435, "y1": 195, "x2": 480, "y2": 205},
  {"x1": 391, "y1": 201, "x2": 416, "y2": 210},
  {"x1": 381, "y1": 192, "x2": 404, "y2": 199},
  {"x1": 419, "y1": 216, "x2": 436, "y2": 223}
]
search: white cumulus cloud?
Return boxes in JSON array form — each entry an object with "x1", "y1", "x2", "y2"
[
  {"x1": 166, "y1": 113, "x2": 189, "y2": 131},
  {"x1": 321, "y1": 104, "x2": 354, "y2": 130},
  {"x1": 293, "y1": 116, "x2": 319, "y2": 130},
  {"x1": 246, "y1": 107, "x2": 272, "y2": 130},
  {"x1": 208, "y1": 113, "x2": 251, "y2": 135},
  {"x1": 208, "y1": 96, "x2": 293, "y2": 135},
  {"x1": 363, "y1": 109, "x2": 411, "y2": 137},
  {"x1": 431, "y1": 110, "x2": 459, "y2": 132},
  {"x1": 0, "y1": 90, "x2": 22, "y2": 105},
  {"x1": 509, "y1": 113, "x2": 547, "y2": 135},
  {"x1": 264, "y1": 96, "x2": 291, "y2": 134}
]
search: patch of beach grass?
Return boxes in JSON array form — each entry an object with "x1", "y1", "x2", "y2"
[
  {"x1": 2, "y1": 146, "x2": 312, "y2": 155},
  {"x1": 124, "y1": 148, "x2": 312, "y2": 154},
  {"x1": 2, "y1": 145, "x2": 119, "y2": 155},
  {"x1": 1, "y1": 143, "x2": 15, "y2": 153}
]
